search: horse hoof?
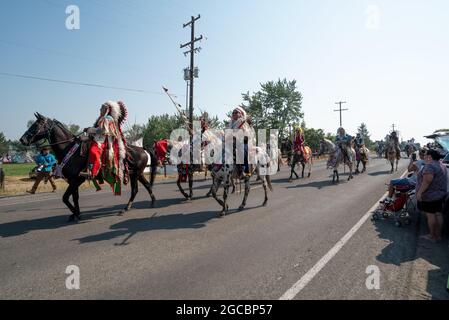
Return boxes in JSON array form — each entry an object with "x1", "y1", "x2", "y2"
[
  {"x1": 263, "y1": 201, "x2": 268, "y2": 207},
  {"x1": 68, "y1": 214, "x2": 80, "y2": 223},
  {"x1": 239, "y1": 206, "x2": 245, "y2": 211},
  {"x1": 219, "y1": 211, "x2": 226, "y2": 217}
]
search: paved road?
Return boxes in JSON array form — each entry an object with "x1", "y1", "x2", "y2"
[{"x1": 1, "y1": 157, "x2": 423, "y2": 300}]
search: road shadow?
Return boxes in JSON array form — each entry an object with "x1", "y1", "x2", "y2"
[
  {"x1": 373, "y1": 204, "x2": 449, "y2": 300},
  {"x1": 368, "y1": 170, "x2": 394, "y2": 177},
  {"x1": 73, "y1": 202, "x2": 265, "y2": 246},
  {"x1": 285, "y1": 180, "x2": 336, "y2": 190},
  {"x1": 0, "y1": 198, "x2": 187, "y2": 238},
  {"x1": 0, "y1": 209, "x2": 118, "y2": 238},
  {"x1": 72, "y1": 211, "x2": 217, "y2": 245}
]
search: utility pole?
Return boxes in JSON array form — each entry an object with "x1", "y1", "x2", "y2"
[
  {"x1": 334, "y1": 101, "x2": 348, "y2": 127},
  {"x1": 181, "y1": 15, "x2": 203, "y2": 163},
  {"x1": 392, "y1": 124, "x2": 396, "y2": 132}
]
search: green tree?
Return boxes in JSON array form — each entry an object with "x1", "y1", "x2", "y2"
[
  {"x1": 125, "y1": 124, "x2": 145, "y2": 143},
  {"x1": 7, "y1": 140, "x2": 30, "y2": 152},
  {"x1": 357, "y1": 123, "x2": 374, "y2": 149},
  {"x1": 142, "y1": 114, "x2": 185, "y2": 148},
  {"x1": 66, "y1": 124, "x2": 81, "y2": 135},
  {"x1": 242, "y1": 78, "x2": 303, "y2": 139},
  {"x1": 304, "y1": 128, "x2": 325, "y2": 152},
  {"x1": 325, "y1": 132, "x2": 336, "y2": 141}
]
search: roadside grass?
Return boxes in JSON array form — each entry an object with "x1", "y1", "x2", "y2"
[
  {"x1": 2, "y1": 163, "x2": 35, "y2": 177},
  {"x1": 0, "y1": 171, "x2": 180, "y2": 197}
]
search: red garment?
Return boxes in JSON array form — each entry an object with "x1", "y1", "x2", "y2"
[
  {"x1": 293, "y1": 133, "x2": 305, "y2": 153},
  {"x1": 155, "y1": 139, "x2": 168, "y2": 163},
  {"x1": 88, "y1": 142, "x2": 104, "y2": 177}
]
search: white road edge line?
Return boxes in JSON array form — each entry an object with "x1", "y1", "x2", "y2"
[{"x1": 279, "y1": 170, "x2": 408, "y2": 300}]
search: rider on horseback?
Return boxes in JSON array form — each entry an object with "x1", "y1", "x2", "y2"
[
  {"x1": 355, "y1": 133, "x2": 365, "y2": 149},
  {"x1": 81, "y1": 101, "x2": 128, "y2": 195},
  {"x1": 293, "y1": 126, "x2": 306, "y2": 156},
  {"x1": 386, "y1": 130, "x2": 401, "y2": 159},
  {"x1": 336, "y1": 127, "x2": 353, "y2": 162},
  {"x1": 227, "y1": 106, "x2": 252, "y2": 177}
]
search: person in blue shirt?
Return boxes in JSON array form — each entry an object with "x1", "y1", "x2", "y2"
[
  {"x1": 27, "y1": 147, "x2": 57, "y2": 194},
  {"x1": 336, "y1": 127, "x2": 353, "y2": 162}
]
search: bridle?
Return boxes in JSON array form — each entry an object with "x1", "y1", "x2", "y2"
[{"x1": 29, "y1": 119, "x2": 79, "y2": 148}]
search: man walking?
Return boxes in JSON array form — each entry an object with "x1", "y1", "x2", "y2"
[{"x1": 27, "y1": 147, "x2": 57, "y2": 194}]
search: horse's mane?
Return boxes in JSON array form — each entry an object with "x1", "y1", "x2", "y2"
[
  {"x1": 52, "y1": 119, "x2": 75, "y2": 138},
  {"x1": 323, "y1": 138, "x2": 336, "y2": 151}
]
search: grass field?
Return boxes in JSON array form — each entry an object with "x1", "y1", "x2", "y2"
[{"x1": 2, "y1": 163, "x2": 35, "y2": 177}]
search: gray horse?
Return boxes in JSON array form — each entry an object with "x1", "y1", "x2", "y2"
[{"x1": 320, "y1": 138, "x2": 355, "y2": 184}]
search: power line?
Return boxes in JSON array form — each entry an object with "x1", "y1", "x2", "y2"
[{"x1": 0, "y1": 71, "x2": 178, "y2": 95}]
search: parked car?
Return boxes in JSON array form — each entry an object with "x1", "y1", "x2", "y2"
[{"x1": 425, "y1": 130, "x2": 449, "y2": 153}]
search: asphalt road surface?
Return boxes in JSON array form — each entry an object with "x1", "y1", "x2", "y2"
[{"x1": 1, "y1": 157, "x2": 422, "y2": 300}]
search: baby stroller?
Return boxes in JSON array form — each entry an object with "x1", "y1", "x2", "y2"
[{"x1": 372, "y1": 184, "x2": 416, "y2": 227}]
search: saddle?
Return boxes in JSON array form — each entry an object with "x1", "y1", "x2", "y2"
[{"x1": 77, "y1": 134, "x2": 91, "y2": 157}]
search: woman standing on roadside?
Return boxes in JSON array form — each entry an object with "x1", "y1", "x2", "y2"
[{"x1": 416, "y1": 148, "x2": 448, "y2": 243}]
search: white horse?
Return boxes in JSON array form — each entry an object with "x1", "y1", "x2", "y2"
[
  {"x1": 320, "y1": 138, "x2": 355, "y2": 184},
  {"x1": 210, "y1": 146, "x2": 274, "y2": 216}
]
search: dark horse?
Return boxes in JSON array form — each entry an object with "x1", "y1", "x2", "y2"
[{"x1": 20, "y1": 113, "x2": 158, "y2": 222}]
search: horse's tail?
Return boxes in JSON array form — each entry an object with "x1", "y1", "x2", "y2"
[{"x1": 144, "y1": 147, "x2": 158, "y2": 187}]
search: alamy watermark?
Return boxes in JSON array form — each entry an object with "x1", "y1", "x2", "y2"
[
  {"x1": 65, "y1": 265, "x2": 80, "y2": 290},
  {"x1": 365, "y1": 265, "x2": 380, "y2": 290},
  {"x1": 365, "y1": 5, "x2": 381, "y2": 31},
  {"x1": 169, "y1": 121, "x2": 279, "y2": 175},
  {"x1": 66, "y1": 5, "x2": 80, "y2": 30}
]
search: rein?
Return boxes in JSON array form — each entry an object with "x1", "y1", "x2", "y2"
[{"x1": 34, "y1": 119, "x2": 81, "y2": 149}]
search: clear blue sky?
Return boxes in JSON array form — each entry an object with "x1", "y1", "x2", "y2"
[{"x1": 1, "y1": 0, "x2": 448, "y2": 144}]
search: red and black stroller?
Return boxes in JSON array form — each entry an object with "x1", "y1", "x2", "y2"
[{"x1": 372, "y1": 184, "x2": 416, "y2": 227}]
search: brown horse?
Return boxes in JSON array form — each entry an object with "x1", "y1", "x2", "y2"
[
  {"x1": 20, "y1": 113, "x2": 158, "y2": 222},
  {"x1": 354, "y1": 142, "x2": 369, "y2": 174},
  {"x1": 386, "y1": 141, "x2": 400, "y2": 174},
  {"x1": 288, "y1": 146, "x2": 313, "y2": 182}
]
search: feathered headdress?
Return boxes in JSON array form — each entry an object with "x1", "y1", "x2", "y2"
[{"x1": 103, "y1": 101, "x2": 128, "y2": 126}]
